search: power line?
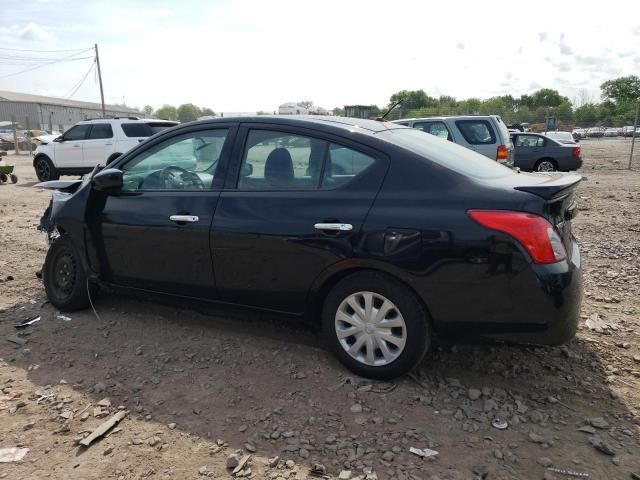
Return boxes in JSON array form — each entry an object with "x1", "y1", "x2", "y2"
[
  {"x1": 0, "y1": 56, "x2": 95, "y2": 66},
  {"x1": 0, "y1": 48, "x2": 94, "y2": 79},
  {"x1": 0, "y1": 46, "x2": 91, "y2": 53},
  {"x1": 66, "y1": 59, "x2": 96, "y2": 99}
]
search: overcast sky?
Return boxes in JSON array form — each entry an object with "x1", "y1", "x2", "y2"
[{"x1": 0, "y1": 0, "x2": 639, "y2": 113}]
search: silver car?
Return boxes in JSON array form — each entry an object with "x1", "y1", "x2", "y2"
[{"x1": 392, "y1": 115, "x2": 514, "y2": 166}]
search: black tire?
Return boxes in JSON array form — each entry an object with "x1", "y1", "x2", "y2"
[
  {"x1": 10, "y1": 174, "x2": 17, "y2": 184},
  {"x1": 0, "y1": 174, "x2": 6, "y2": 183},
  {"x1": 35, "y1": 155, "x2": 59, "y2": 182},
  {"x1": 534, "y1": 158, "x2": 558, "y2": 172},
  {"x1": 42, "y1": 236, "x2": 91, "y2": 311},
  {"x1": 321, "y1": 272, "x2": 431, "y2": 379}
]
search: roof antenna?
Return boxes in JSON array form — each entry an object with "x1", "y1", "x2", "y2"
[{"x1": 377, "y1": 101, "x2": 401, "y2": 122}]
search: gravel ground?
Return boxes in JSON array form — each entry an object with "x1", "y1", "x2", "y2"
[{"x1": 0, "y1": 138, "x2": 639, "y2": 480}]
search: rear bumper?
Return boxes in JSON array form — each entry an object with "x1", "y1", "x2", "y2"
[
  {"x1": 483, "y1": 238, "x2": 582, "y2": 345},
  {"x1": 563, "y1": 156, "x2": 583, "y2": 171}
]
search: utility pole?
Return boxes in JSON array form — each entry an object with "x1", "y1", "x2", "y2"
[
  {"x1": 95, "y1": 43, "x2": 106, "y2": 118},
  {"x1": 629, "y1": 100, "x2": 639, "y2": 170}
]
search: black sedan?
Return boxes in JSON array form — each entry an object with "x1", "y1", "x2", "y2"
[
  {"x1": 511, "y1": 132, "x2": 583, "y2": 172},
  {"x1": 37, "y1": 116, "x2": 582, "y2": 379}
]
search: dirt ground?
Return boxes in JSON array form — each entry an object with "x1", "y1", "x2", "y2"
[{"x1": 0, "y1": 138, "x2": 639, "y2": 480}]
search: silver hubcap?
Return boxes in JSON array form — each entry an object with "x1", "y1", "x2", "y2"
[
  {"x1": 537, "y1": 161, "x2": 555, "y2": 172},
  {"x1": 335, "y1": 291, "x2": 407, "y2": 366}
]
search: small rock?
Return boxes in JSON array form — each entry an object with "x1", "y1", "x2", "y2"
[
  {"x1": 588, "y1": 417, "x2": 609, "y2": 429},
  {"x1": 97, "y1": 398, "x2": 111, "y2": 408},
  {"x1": 589, "y1": 435, "x2": 615, "y2": 456},
  {"x1": 132, "y1": 438, "x2": 143, "y2": 445},
  {"x1": 245, "y1": 443, "x2": 256, "y2": 453},
  {"x1": 198, "y1": 466, "x2": 208, "y2": 475},
  {"x1": 472, "y1": 466, "x2": 489, "y2": 479},
  {"x1": 468, "y1": 388, "x2": 482, "y2": 400},
  {"x1": 537, "y1": 457, "x2": 553, "y2": 467},
  {"x1": 60, "y1": 411, "x2": 73, "y2": 420},
  {"x1": 167, "y1": 423, "x2": 176, "y2": 430},
  {"x1": 268, "y1": 455, "x2": 279, "y2": 468},
  {"x1": 578, "y1": 425, "x2": 596, "y2": 434},
  {"x1": 528, "y1": 432, "x2": 546, "y2": 444},
  {"x1": 226, "y1": 454, "x2": 239, "y2": 469},
  {"x1": 148, "y1": 437, "x2": 161, "y2": 447},
  {"x1": 338, "y1": 471, "x2": 352, "y2": 480},
  {"x1": 382, "y1": 451, "x2": 394, "y2": 462},
  {"x1": 299, "y1": 448, "x2": 310, "y2": 459},
  {"x1": 93, "y1": 382, "x2": 106, "y2": 394},
  {"x1": 285, "y1": 460, "x2": 295, "y2": 468},
  {"x1": 103, "y1": 446, "x2": 113, "y2": 455},
  {"x1": 493, "y1": 449, "x2": 503, "y2": 460},
  {"x1": 350, "y1": 403, "x2": 363, "y2": 413}
]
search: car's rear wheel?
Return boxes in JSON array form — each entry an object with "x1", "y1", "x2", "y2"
[
  {"x1": 43, "y1": 236, "x2": 91, "y2": 311},
  {"x1": 35, "y1": 156, "x2": 59, "y2": 182},
  {"x1": 535, "y1": 158, "x2": 557, "y2": 172},
  {"x1": 322, "y1": 272, "x2": 431, "y2": 379}
]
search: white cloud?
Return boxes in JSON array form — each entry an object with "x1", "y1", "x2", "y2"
[{"x1": 0, "y1": 0, "x2": 638, "y2": 111}]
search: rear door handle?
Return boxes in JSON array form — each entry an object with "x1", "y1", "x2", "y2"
[
  {"x1": 314, "y1": 223, "x2": 353, "y2": 231},
  {"x1": 73, "y1": 144, "x2": 80, "y2": 148},
  {"x1": 170, "y1": 215, "x2": 199, "y2": 223}
]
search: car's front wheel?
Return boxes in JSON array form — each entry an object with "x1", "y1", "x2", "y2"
[
  {"x1": 322, "y1": 272, "x2": 431, "y2": 379},
  {"x1": 35, "y1": 155, "x2": 59, "y2": 182},
  {"x1": 43, "y1": 236, "x2": 91, "y2": 311}
]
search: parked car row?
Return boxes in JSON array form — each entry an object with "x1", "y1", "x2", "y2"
[
  {"x1": 572, "y1": 126, "x2": 639, "y2": 138},
  {"x1": 37, "y1": 116, "x2": 583, "y2": 379}
]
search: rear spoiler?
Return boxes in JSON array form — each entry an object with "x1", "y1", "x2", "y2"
[{"x1": 515, "y1": 173, "x2": 582, "y2": 202}]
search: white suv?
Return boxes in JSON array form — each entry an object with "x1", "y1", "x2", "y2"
[{"x1": 33, "y1": 117, "x2": 178, "y2": 181}]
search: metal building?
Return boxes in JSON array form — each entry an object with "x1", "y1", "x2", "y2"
[{"x1": 0, "y1": 90, "x2": 141, "y2": 132}]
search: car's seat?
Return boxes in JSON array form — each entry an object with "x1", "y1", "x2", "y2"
[{"x1": 264, "y1": 148, "x2": 294, "y2": 188}]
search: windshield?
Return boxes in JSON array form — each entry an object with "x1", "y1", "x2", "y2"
[{"x1": 380, "y1": 128, "x2": 515, "y2": 179}]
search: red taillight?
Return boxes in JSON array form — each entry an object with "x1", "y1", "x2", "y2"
[
  {"x1": 468, "y1": 210, "x2": 567, "y2": 264},
  {"x1": 496, "y1": 145, "x2": 508, "y2": 162},
  {"x1": 572, "y1": 146, "x2": 581, "y2": 157}
]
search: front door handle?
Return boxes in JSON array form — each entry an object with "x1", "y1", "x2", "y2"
[
  {"x1": 314, "y1": 222, "x2": 353, "y2": 232},
  {"x1": 73, "y1": 144, "x2": 81, "y2": 148},
  {"x1": 170, "y1": 215, "x2": 199, "y2": 223}
]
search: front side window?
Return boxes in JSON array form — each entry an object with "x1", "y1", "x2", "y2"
[
  {"x1": 455, "y1": 120, "x2": 496, "y2": 145},
  {"x1": 121, "y1": 122, "x2": 178, "y2": 138},
  {"x1": 515, "y1": 135, "x2": 544, "y2": 147},
  {"x1": 88, "y1": 124, "x2": 113, "y2": 139},
  {"x1": 238, "y1": 130, "x2": 327, "y2": 190},
  {"x1": 414, "y1": 121, "x2": 452, "y2": 141},
  {"x1": 63, "y1": 125, "x2": 91, "y2": 141},
  {"x1": 121, "y1": 129, "x2": 228, "y2": 191}
]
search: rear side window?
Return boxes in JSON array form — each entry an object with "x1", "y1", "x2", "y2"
[
  {"x1": 237, "y1": 130, "x2": 376, "y2": 191},
  {"x1": 514, "y1": 135, "x2": 545, "y2": 147},
  {"x1": 413, "y1": 121, "x2": 452, "y2": 141},
  {"x1": 63, "y1": 124, "x2": 90, "y2": 141},
  {"x1": 323, "y1": 145, "x2": 375, "y2": 188},
  {"x1": 121, "y1": 122, "x2": 177, "y2": 137},
  {"x1": 455, "y1": 120, "x2": 496, "y2": 145},
  {"x1": 88, "y1": 124, "x2": 113, "y2": 139},
  {"x1": 238, "y1": 130, "x2": 325, "y2": 191}
]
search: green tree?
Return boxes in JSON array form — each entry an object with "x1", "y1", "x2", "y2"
[
  {"x1": 155, "y1": 105, "x2": 178, "y2": 121},
  {"x1": 142, "y1": 105, "x2": 154, "y2": 117},
  {"x1": 200, "y1": 107, "x2": 215, "y2": 117},
  {"x1": 389, "y1": 89, "x2": 438, "y2": 110},
  {"x1": 299, "y1": 101, "x2": 314, "y2": 110},
  {"x1": 601, "y1": 75, "x2": 640, "y2": 103},
  {"x1": 176, "y1": 103, "x2": 201, "y2": 123}
]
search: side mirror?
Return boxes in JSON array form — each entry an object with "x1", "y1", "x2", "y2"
[
  {"x1": 92, "y1": 168, "x2": 123, "y2": 192},
  {"x1": 242, "y1": 163, "x2": 253, "y2": 177},
  {"x1": 53, "y1": 136, "x2": 63, "y2": 142}
]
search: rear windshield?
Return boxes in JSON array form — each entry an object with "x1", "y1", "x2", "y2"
[
  {"x1": 380, "y1": 128, "x2": 514, "y2": 179},
  {"x1": 121, "y1": 122, "x2": 177, "y2": 137}
]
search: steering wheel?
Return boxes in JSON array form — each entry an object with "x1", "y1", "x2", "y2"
[{"x1": 159, "y1": 165, "x2": 205, "y2": 190}]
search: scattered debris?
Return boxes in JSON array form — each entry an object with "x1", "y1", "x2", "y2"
[
  {"x1": 546, "y1": 467, "x2": 590, "y2": 478},
  {"x1": 0, "y1": 447, "x2": 29, "y2": 463},
  {"x1": 492, "y1": 418, "x2": 509, "y2": 430},
  {"x1": 57, "y1": 314, "x2": 72, "y2": 322},
  {"x1": 588, "y1": 435, "x2": 615, "y2": 456},
  {"x1": 409, "y1": 447, "x2": 439, "y2": 459},
  {"x1": 79, "y1": 411, "x2": 127, "y2": 447},
  {"x1": 15, "y1": 315, "x2": 41, "y2": 329},
  {"x1": 6, "y1": 334, "x2": 27, "y2": 346},
  {"x1": 232, "y1": 454, "x2": 251, "y2": 475}
]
